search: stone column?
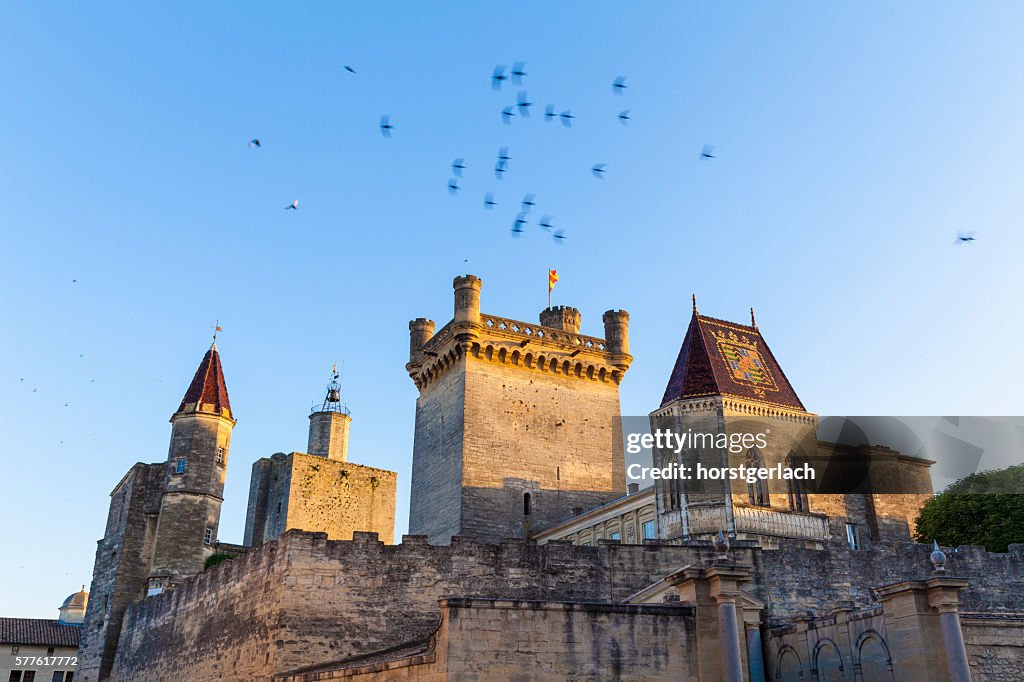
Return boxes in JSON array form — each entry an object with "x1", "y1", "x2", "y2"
[
  {"x1": 667, "y1": 563, "x2": 752, "y2": 682},
  {"x1": 707, "y1": 568, "x2": 747, "y2": 682},
  {"x1": 926, "y1": 578, "x2": 972, "y2": 682},
  {"x1": 745, "y1": 624, "x2": 767, "y2": 682}
]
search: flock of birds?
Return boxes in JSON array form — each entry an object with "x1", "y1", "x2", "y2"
[
  {"x1": 244, "y1": 61, "x2": 720, "y2": 244},
  {"x1": 244, "y1": 61, "x2": 979, "y2": 248}
]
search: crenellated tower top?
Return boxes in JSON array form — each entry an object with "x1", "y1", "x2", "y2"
[{"x1": 406, "y1": 275, "x2": 632, "y2": 391}]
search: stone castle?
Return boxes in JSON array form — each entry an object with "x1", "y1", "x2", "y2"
[{"x1": 77, "y1": 276, "x2": 1024, "y2": 681}]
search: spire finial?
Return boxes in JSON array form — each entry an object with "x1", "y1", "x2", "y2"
[
  {"x1": 211, "y1": 319, "x2": 223, "y2": 346},
  {"x1": 750, "y1": 307, "x2": 757, "y2": 329},
  {"x1": 692, "y1": 294, "x2": 698, "y2": 314}
]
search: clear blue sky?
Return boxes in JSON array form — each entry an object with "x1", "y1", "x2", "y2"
[{"x1": 2, "y1": 3, "x2": 1023, "y2": 617}]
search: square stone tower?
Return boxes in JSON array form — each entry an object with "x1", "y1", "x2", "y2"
[
  {"x1": 243, "y1": 376, "x2": 397, "y2": 546},
  {"x1": 406, "y1": 275, "x2": 632, "y2": 544}
]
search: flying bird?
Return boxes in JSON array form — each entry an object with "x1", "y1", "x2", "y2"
[
  {"x1": 700, "y1": 144, "x2": 716, "y2": 159},
  {"x1": 483, "y1": 192, "x2": 497, "y2": 209},
  {"x1": 380, "y1": 115, "x2": 394, "y2": 137},
  {"x1": 538, "y1": 215, "x2": 554, "y2": 232},
  {"x1": 448, "y1": 178, "x2": 460, "y2": 195},
  {"x1": 494, "y1": 161, "x2": 508, "y2": 180},
  {"x1": 544, "y1": 105, "x2": 557, "y2": 121},
  {"x1": 452, "y1": 158, "x2": 466, "y2": 177},
  {"x1": 248, "y1": 138, "x2": 261, "y2": 148},
  {"x1": 516, "y1": 91, "x2": 534, "y2": 117},
  {"x1": 344, "y1": 65, "x2": 356, "y2": 74},
  {"x1": 511, "y1": 212, "x2": 528, "y2": 236},
  {"x1": 497, "y1": 147, "x2": 511, "y2": 162},
  {"x1": 553, "y1": 230, "x2": 567, "y2": 243},
  {"x1": 618, "y1": 110, "x2": 631, "y2": 125},
  {"x1": 560, "y1": 110, "x2": 575, "y2": 128},
  {"x1": 954, "y1": 230, "x2": 977, "y2": 245},
  {"x1": 591, "y1": 163, "x2": 607, "y2": 178},
  {"x1": 285, "y1": 200, "x2": 299, "y2": 210},
  {"x1": 521, "y1": 194, "x2": 536, "y2": 212},
  {"x1": 492, "y1": 65, "x2": 508, "y2": 91},
  {"x1": 511, "y1": 62, "x2": 527, "y2": 85},
  {"x1": 501, "y1": 106, "x2": 516, "y2": 125},
  {"x1": 612, "y1": 76, "x2": 628, "y2": 94}
]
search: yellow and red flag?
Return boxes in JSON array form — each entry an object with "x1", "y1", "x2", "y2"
[{"x1": 548, "y1": 269, "x2": 559, "y2": 293}]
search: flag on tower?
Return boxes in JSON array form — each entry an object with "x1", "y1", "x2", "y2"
[{"x1": 548, "y1": 269, "x2": 559, "y2": 293}]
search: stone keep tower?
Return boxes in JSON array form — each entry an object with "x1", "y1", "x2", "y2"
[
  {"x1": 407, "y1": 275, "x2": 632, "y2": 544},
  {"x1": 147, "y1": 342, "x2": 235, "y2": 590},
  {"x1": 79, "y1": 343, "x2": 234, "y2": 682}
]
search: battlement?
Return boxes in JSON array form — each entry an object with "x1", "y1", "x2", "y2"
[
  {"x1": 107, "y1": 529, "x2": 1024, "y2": 681},
  {"x1": 406, "y1": 274, "x2": 632, "y2": 390}
]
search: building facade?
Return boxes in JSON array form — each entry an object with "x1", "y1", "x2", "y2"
[{"x1": 2, "y1": 588, "x2": 86, "y2": 682}]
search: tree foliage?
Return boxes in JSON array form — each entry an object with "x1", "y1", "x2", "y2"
[
  {"x1": 203, "y1": 553, "x2": 235, "y2": 571},
  {"x1": 914, "y1": 464, "x2": 1024, "y2": 552}
]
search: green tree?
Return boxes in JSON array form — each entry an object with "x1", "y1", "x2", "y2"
[
  {"x1": 203, "y1": 553, "x2": 235, "y2": 571},
  {"x1": 914, "y1": 464, "x2": 1024, "y2": 552}
]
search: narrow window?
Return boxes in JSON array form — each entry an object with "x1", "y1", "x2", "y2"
[
  {"x1": 51, "y1": 672, "x2": 66, "y2": 682},
  {"x1": 786, "y1": 454, "x2": 809, "y2": 512},
  {"x1": 65, "y1": 674, "x2": 74, "y2": 682},
  {"x1": 216, "y1": 447, "x2": 225, "y2": 466},
  {"x1": 23, "y1": 673, "x2": 35, "y2": 682},
  {"x1": 47, "y1": 647, "x2": 54, "y2": 656},
  {"x1": 846, "y1": 523, "x2": 861, "y2": 551},
  {"x1": 746, "y1": 449, "x2": 770, "y2": 508},
  {"x1": 642, "y1": 520, "x2": 656, "y2": 540},
  {"x1": 175, "y1": 458, "x2": 186, "y2": 474},
  {"x1": 204, "y1": 527, "x2": 214, "y2": 545},
  {"x1": 10, "y1": 645, "x2": 19, "y2": 655},
  {"x1": 10, "y1": 671, "x2": 23, "y2": 682},
  {"x1": 523, "y1": 493, "x2": 532, "y2": 516}
]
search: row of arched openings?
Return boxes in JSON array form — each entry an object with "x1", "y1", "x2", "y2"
[{"x1": 775, "y1": 631, "x2": 893, "y2": 681}]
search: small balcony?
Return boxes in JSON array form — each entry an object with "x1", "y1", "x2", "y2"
[{"x1": 686, "y1": 503, "x2": 830, "y2": 542}]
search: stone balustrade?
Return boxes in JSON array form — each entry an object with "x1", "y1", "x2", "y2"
[{"x1": 687, "y1": 504, "x2": 830, "y2": 541}]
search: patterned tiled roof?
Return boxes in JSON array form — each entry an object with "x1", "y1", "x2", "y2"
[
  {"x1": 661, "y1": 311, "x2": 804, "y2": 410},
  {"x1": 0, "y1": 618, "x2": 81, "y2": 647},
  {"x1": 176, "y1": 343, "x2": 232, "y2": 418}
]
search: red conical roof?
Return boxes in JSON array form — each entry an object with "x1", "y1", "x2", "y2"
[
  {"x1": 661, "y1": 311, "x2": 804, "y2": 410},
  {"x1": 176, "y1": 343, "x2": 232, "y2": 418}
]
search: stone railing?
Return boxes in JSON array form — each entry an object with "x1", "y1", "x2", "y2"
[
  {"x1": 479, "y1": 314, "x2": 607, "y2": 351},
  {"x1": 686, "y1": 504, "x2": 830, "y2": 541}
]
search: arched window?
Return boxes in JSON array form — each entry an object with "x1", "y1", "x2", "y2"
[
  {"x1": 746, "y1": 449, "x2": 770, "y2": 507},
  {"x1": 786, "y1": 453, "x2": 809, "y2": 512}
]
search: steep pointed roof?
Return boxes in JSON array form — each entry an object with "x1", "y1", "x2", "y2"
[
  {"x1": 176, "y1": 343, "x2": 233, "y2": 419},
  {"x1": 661, "y1": 311, "x2": 804, "y2": 410}
]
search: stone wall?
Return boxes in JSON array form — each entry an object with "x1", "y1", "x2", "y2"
[
  {"x1": 408, "y1": 362, "x2": 465, "y2": 542},
  {"x1": 962, "y1": 614, "x2": 1024, "y2": 681},
  {"x1": 459, "y1": 353, "x2": 627, "y2": 542},
  {"x1": 78, "y1": 462, "x2": 163, "y2": 682},
  {"x1": 277, "y1": 599, "x2": 698, "y2": 681},
  {"x1": 105, "y1": 531, "x2": 1024, "y2": 681}
]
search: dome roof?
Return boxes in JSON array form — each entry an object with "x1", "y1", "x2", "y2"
[{"x1": 60, "y1": 587, "x2": 88, "y2": 610}]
